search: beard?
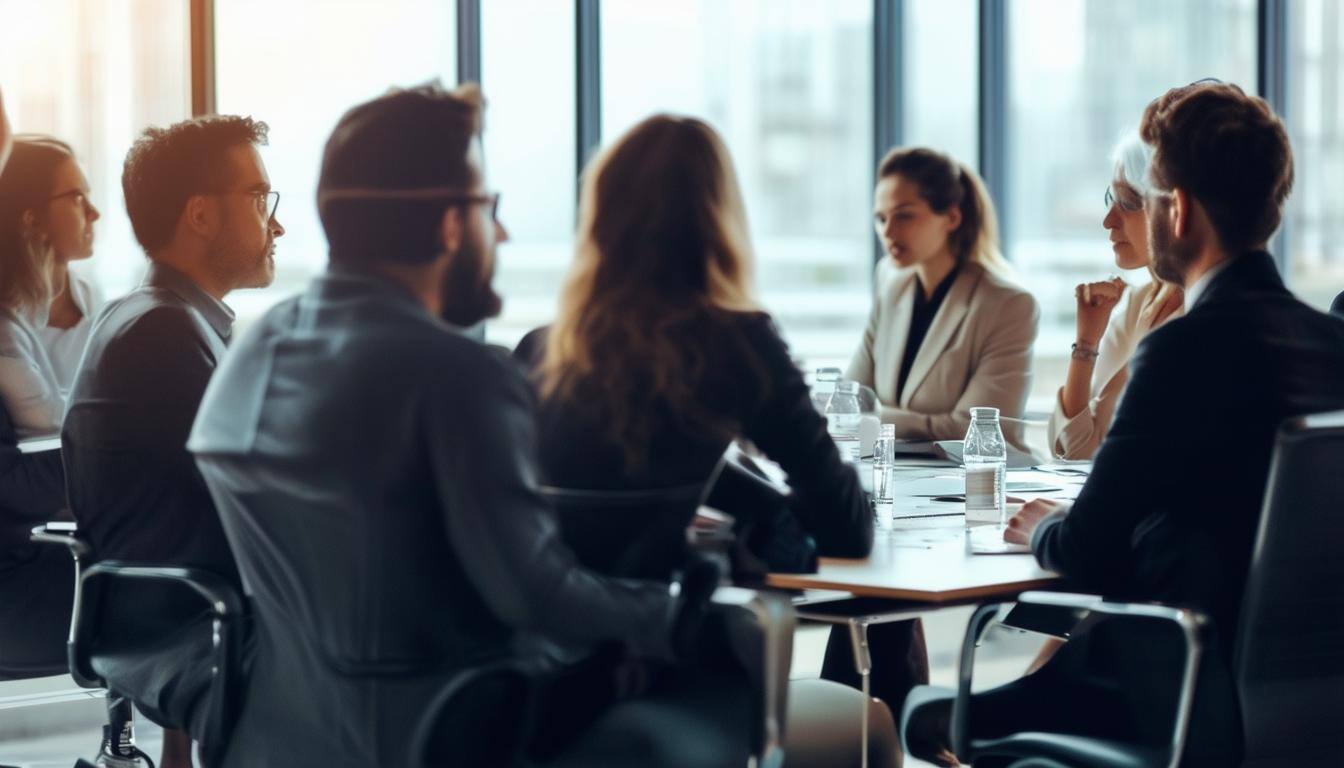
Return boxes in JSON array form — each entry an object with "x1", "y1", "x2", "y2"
[
  {"x1": 1148, "y1": 197, "x2": 1199, "y2": 286},
  {"x1": 209, "y1": 231, "x2": 274, "y2": 291},
  {"x1": 439, "y1": 236, "x2": 502, "y2": 328}
]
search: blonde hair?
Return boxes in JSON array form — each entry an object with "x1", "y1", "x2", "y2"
[
  {"x1": 539, "y1": 115, "x2": 758, "y2": 468},
  {"x1": 0, "y1": 137, "x2": 71, "y2": 313},
  {"x1": 876, "y1": 146, "x2": 1012, "y2": 277}
]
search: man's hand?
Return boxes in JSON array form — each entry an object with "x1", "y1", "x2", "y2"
[{"x1": 1004, "y1": 498, "x2": 1071, "y2": 545}]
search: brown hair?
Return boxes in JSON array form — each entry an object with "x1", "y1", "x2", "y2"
[
  {"x1": 122, "y1": 115, "x2": 269, "y2": 255},
  {"x1": 1140, "y1": 81, "x2": 1293, "y2": 253},
  {"x1": 538, "y1": 115, "x2": 758, "y2": 470},
  {"x1": 0, "y1": 136, "x2": 74, "y2": 313},
  {"x1": 877, "y1": 147, "x2": 1010, "y2": 275}
]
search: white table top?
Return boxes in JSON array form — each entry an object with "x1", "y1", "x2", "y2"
[{"x1": 766, "y1": 463, "x2": 1087, "y2": 602}]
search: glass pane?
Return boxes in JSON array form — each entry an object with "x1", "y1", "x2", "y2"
[
  {"x1": 0, "y1": 0, "x2": 189, "y2": 297},
  {"x1": 601, "y1": 0, "x2": 873, "y2": 366},
  {"x1": 481, "y1": 0, "x2": 576, "y2": 348},
  {"x1": 1006, "y1": 0, "x2": 1256, "y2": 407},
  {"x1": 1285, "y1": 0, "x2": 1344, "y2": 311},
  {"x1": 903, "y1": 0, "x2": 978, "y2": 162},
  {"x1": 215, "y1": 0, "x2": 455, "y2": 320}
]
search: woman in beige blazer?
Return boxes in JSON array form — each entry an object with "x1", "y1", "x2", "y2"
[
  {"x1": 1047, "y1": 133, "x2": 1183, "y2": 460},
  {"x1": 824, "y1": 147, "x2": 1039, "y2": 724},
  {"x1": 847, "y1": 147, "x2": 1039, "y2": 453}
]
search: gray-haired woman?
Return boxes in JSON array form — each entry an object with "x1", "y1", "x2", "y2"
[{"x1": 1047, "y1": 132, "x2": 1184, "y2": 460}]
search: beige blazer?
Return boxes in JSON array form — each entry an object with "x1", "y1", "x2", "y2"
[
  {"x1": 847, "y1": 260, "x2": 1039, "y2": 453},
  {"x1": 1046, "y1": 280, "x2": 1183, "y2": 460}
]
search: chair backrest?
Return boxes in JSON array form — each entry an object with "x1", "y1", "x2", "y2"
[
  {"x1": 539, "y1": 456, "x2": 726, "y2": 580},
  {"x1": 1234, "y1": 411, "x2": 1344, "y2": 764},
  {"x1": 411, "y1": 660, "x2": 534, "y2": 767},
  {"x1": 540, "y1": 482, "x2": 709, "y2": 580}
]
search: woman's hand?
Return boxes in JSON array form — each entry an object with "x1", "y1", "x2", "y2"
[{"x1": 1074, "y1": 277, "x2": 1126, "y2": 346}]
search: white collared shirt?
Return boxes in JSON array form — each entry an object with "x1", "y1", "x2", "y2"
[{"x1": 1183, "y1": 258, "x2": 1233, "y2": 312}]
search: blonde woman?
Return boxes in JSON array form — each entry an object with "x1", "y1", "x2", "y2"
[
  {"x1": 850, "y1": 147, "x2": 1039, "y2": 454},
  {"x1": 517, "y1": 115, "x2": 899, "y2": 766},
  {"x1": 0, "y1": 137, "x2": 93, "y2": 439},
  {"x1": 1048, "y1": 133, "x2": 1183, "y2": 460}
]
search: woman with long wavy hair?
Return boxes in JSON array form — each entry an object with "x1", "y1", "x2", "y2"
[{"x1": 516, "y1": 115, "x2": 901, "y2": 766}]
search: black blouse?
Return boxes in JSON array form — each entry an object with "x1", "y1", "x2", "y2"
[
  {"x1": 897, "y1": 265, "x2": 961, "y2": 401},
  {"x1": 514, "y1": 310, "x2": 872, "y2": 558}
]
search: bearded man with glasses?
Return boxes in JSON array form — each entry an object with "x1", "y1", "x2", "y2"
[{"x1": 62, "y1": 114, "x2": 285, "y2": 768}]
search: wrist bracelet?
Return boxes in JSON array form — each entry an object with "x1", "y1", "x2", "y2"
[{"x1": 1071, "y1": 342, "x2": 1100, "y2": 362}]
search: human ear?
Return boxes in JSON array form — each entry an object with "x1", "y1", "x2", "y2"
[
  {"x1": 183, "y1": 195, "x2": 217, "y2": 238},
  {"x1": 1171, "y1": 188, "x2": 1190, "y2": 239},
  {"x1": 439, "y1": 206, "x2": 463, "y2": 255},
  {"x1": 944, "y1": 205, "x2": 963, "y2": 234}
]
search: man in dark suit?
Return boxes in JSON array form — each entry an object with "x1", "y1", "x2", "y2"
[
  {"x1": 61, "y1": 115, "x2": 284, "y2": 768},
  {"x1": 187, "y1": 84, "x2": 728, "y2": 768},
  {"x1": 905, "y1": 81, "x2": 1344, "y2": 766}
]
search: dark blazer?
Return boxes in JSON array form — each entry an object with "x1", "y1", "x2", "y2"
[
  {"x1": 62, "y1": 263, "x2": 239, "y2": 583},
  {"x1": 188, "y1": 270, "x2": 681, "y2": 768},
  {"x1": 514, "y1": 311, "x2": 872, "y2": 559},
  {"x1": 1033, "y1": 252, "x2": 1344, "y2": 646}
]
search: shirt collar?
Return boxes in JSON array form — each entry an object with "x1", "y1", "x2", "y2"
[
  {"x1": 1183, "y1": 258, "x2": 1233, "y2": 312},
  {"x1": 143, "y1": 262, "x2": 235, "y2": 341}
]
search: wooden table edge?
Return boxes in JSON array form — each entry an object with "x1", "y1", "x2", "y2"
[{"x1": 763, "y1": 573, "x2": 1063, "y2": 603}]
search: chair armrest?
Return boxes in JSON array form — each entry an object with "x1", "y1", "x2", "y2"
[
  {"x1": 950, "y1": 592, "x2": 1210, "y2": 768},
  {"x1": 30, "y1": 521, "x2": 90, "y2": 558},
  {"x1": 710, "y1": 585, "x2": 794, "y2": 768}
]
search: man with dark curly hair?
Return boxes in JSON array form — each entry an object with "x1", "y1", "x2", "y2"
[{"x1": 62, "y1": 114, "x2": 285, "y2": 768}]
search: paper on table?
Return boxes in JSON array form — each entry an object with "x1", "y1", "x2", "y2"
[
  {"x1": 966, "y1": 525, "x2": 1031, "y2": 555},
  {"x1": 17, "y1": 436, "x2": 60, "y2": 454}
]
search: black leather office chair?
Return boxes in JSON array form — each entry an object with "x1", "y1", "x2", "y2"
[
  {"x1": 1233, "y1": 410, "x2": 1344, "y2": 765},
  {"x1": 29, "y1": 523, "x2": 247, "y2": 768},
  {"x1": 928, "y1": 411, "x2": 1344, "y2": 767}
]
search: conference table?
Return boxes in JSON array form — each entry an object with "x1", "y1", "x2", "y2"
[{"x1": 763, "y1": 457, "x2": 1087, "y2": 766}]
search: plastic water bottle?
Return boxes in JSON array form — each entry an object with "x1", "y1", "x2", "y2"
[
  {"x1": 872, "y1": 423, "x2": 897, "y2": 529},
  {"x1": 963, "y1": 406, "x2": 1007, "y2": 526},
  {"x1": 825, "y1": 380, "x2": 862, "y2": 464},
  {"x1": 812, "y1": 367, "x2": 843, "y2": 411}
]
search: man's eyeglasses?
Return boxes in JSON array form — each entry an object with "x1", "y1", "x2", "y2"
[
  {"x1": 1104, "y1": 185, "x2": 1144, "y2": 213},
  {"x1": 216, "y1": 189, "x2": 281, "y2": 220},
  {"x1": 448, "y1": 192, "x2": 501, "y2": 222}
]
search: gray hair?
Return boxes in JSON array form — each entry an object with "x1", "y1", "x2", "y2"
[{"x1": 1110, "y1": 130, "x2": 1155, "y2": 197}]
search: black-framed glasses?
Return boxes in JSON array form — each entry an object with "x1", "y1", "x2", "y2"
[
  {"x1": 448, "y1": 192, "x2": 501, "y2": 222},
  {"x1": 216, "y1": 189, "x2": 280, "y2": 220},
  {"x1": 1104, "y1": 184, "x2": 1144, "y2": 213}
]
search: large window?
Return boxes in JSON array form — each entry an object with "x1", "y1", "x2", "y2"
[
  {"x1": 481, "y1": 0, "x2": 576, "y2": 348},
  {"x1": 903, "y1": 0, "x2": 978, "y2": 163},
  {"x1": 1286, "y1": 0, "x2": 1344, "y2": 310},
  {"x1": 1005, "y1": 0, "x2": 1257, "y2": 405},
  {"x1": 214, "y1": 0, "x2": 455, "y2": 320},
  {"x1": 601, "y1": 0, "x2": 874, "y2": 365},
  {"x1": 0, "y1": 0, "x2": 189, "y2": 297}
]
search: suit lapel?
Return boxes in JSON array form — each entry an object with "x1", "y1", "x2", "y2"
[
  {"x1": 900, "y1": 265, "x2": 981, "y2": 407},
  {"x1": 879, "y1": 273, "x2": 917, "y2": 402}
]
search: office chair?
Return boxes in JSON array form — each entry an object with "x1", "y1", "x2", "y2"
[
  {"x1": 925, "y1": 410, "x2": 1344, "y2": 767},
  {"x1": 29, "y1": 524, "x2": 247, "y2": 768}
]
